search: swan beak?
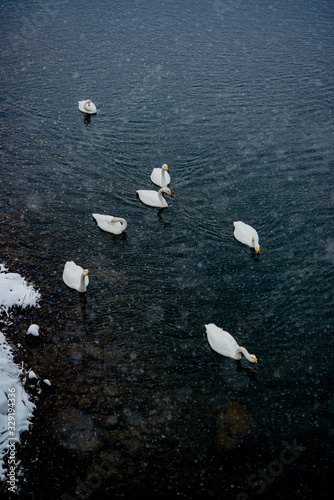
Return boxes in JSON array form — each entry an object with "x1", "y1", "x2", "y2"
[
  {"x1": 165, "y1": 166, "x2": 169, "y2": 171},
  {"x1": 169, "y1": 191, "x2": 174, "y2": 197},
  {"x1": 256, "y1": 248, "x2": 260, "y2": 254},
  {"x1": 86, "y1": 270, "x2": 89, "y2": 275},
  {"x1": 253, "y1": 357, "x2": 258, "y2": 363}
]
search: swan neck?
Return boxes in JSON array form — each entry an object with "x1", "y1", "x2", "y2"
[
  {"x1": 236, "y1": 346, "x2": 252, "y2": 361},
  {"x1": 79, "y1": 272, "x2": 87, "y2": 292},
  {"x1": 114, "y1": 217, "x2": 127, "y2": 229},
  {"x1": 161, "y1": 171, "x2": 165, "y2": 186},
  {"x1": 252, "y1": 235, "x2": 259, "y2": 248}
]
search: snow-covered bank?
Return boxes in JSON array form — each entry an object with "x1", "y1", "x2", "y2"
[
  {"x1": 0, "y1": 264, "x2": 41, "y2": 480},
  {"x1": 0, "y1": 263, "x2": 40, "y2": 317}
]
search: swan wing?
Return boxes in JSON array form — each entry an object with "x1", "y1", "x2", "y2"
[
  {"x1": 137, "y1": 189, "x2": 166, "y2": 207},
  {"x1": 93, "y1": 213, "x2": 114, "y2": 232},
  {"x1": 205, "y1": 323, "x2": 240, "y2": 358},
  {"x1": 93, "y1": 214, "x2": 126, "y2": 234},
  {"x1": 150, "y1": 168, "x2": 171, "y2": 187},
  {"x1": 63, "y1": 261, "x2": 89, "y2": 290},
  {"x1": 93, "y1": 213, "x2": 110, "y2": 225},
  {"x1": 78, "y1": 100, "x2": 90, "y2": 113},
  {"x1": 233, "y1": 221, "x2": 258, "y2": 247},
  {"x1": 86, "y1": 101, "x2": 97, "y2": 113},
  {"x1": 63, "y1": 261, "x2": 81, "y2": 289}
]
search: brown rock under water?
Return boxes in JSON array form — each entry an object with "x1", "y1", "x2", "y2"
[{"x1": 216, "y1": 401, "x2": 256, "y2": 450}]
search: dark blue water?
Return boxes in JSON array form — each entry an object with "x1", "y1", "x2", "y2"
[{"x1": 1, "y1": 0, "x2": 333, "y2": 498}]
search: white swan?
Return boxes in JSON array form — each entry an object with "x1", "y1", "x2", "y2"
[
  {"x1": 63, "y1": 261, "x2": 89, "y2": 292},
  {"x1": 205, "y1": 323, "x2": 257, "y2": 363},
  {"x1": 92, "y1": 213, "x2": 127, "y2": 235},
  {"x1": 150, "y1": 164, "x2": 171, "y2": 187},
  {"x1": 233, "y1": 221, "x2": 260, "y2": 253},
  {"x1": 137, "y1": 186, "x2": 173, "y2": 208},
  {"x1": 78, "y1": 99, "x2": 97, "y2": 114}
]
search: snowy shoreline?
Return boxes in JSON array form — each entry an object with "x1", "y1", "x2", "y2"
[{"x1": 0, "y1": 263, "x2": 41, "y2": 480}]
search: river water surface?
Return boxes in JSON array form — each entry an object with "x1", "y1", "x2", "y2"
[{"x1": 0, "y1": 0, "x2": 333, "y2": 499}]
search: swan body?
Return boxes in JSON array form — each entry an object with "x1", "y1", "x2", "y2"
[
  {"x1": 137, "y1": 186, "x2": 173, "y2": 208},
  {"x1": 233, "y1": 221, "x2": 260, "y2": 253},
  {"x1": 92, "y1": 213, "x2": 127, "y2": 234},
  {"x1": 78, "y1": 99, "x2": 97, "y2": 114},
  {"x1": 205, "y1": 323, "x2": 257, "y2": 363},
  {"x1": 150, "y1": 164, "x2": 171, "y2": 187},
  {"x1": 63, "y1": 261, "x2": 89, "y2": 292}
]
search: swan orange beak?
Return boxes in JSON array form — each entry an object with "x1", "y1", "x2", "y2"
[
  {"x1": 86, "y1": 270, "x2": 89, "y2": 275},
  {"x1": 253, "y1": 357, "x2": 258, "y2": 363},
  {"x1": 256, "y1": 248, "x2": 260, "y2": 254}
]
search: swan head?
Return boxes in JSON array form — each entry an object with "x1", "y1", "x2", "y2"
[
  {"x1": 160, "y1": 187, "x2": 173, "y2": 197},
  {"x1": 83, "y1": 269, "x2": 89, "y2": 275},
  {"x1": 251, "y1": 236, "x2": 260, "y2": 253},
  {"x1": 84, "y1": 100, "x2": 93, "y2": 111},
  {"x1": 162, "y1": 164, "x2": 168, "y2": 171},
  {"x1": 245, "y1": 352, "x2": 257, "y2": 363},
  {"x1": 238, "y1": 346, "x2": 257, "y2": 363}
]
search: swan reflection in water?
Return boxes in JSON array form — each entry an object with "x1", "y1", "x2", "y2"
[
  {"x1": 84, "y1": 114, "x2": 91, "y2": 125},
  {"x1": 157, "y1": 209, "x2": 172, "y2": 226}
]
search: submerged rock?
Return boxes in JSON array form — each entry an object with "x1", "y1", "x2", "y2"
[
  {"x1": 53, "y1": 408, "x2": 103, "y2": 452},
  {"x1": 68, "y1": 343, "x2": 84, "y2": 361},
  {"x1": 95, "y1": 414, "x2": 118, "y2": 428},
  {"x1": 79, "y1": 397, "x2": 92, "y2": 409},
  {"x1": 216, "y1": 401, "x2": 256, "y2": 450}
]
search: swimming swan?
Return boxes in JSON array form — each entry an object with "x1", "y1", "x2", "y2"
[
  {"x1": 205, "y1": 323, "x2": 257, "y2": 363},
  {"x1": 233, "y1": 221, "x2": 260, "y2": 253},
  {"x1": 150, "y1": 164, "x2": 170, "y2": 187},
  {"x1": 137, "y1": 186, "x2": 173, "y2": 208},
  {"x1": 63, "y1": 261, "x2": 89, "y2": 292},
  {"x1": 92, "y1": 213, "x2": 127, "y2": 234},
  {"x1": 78, "y1": 99, "x2": 97, "y2": 114}
]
